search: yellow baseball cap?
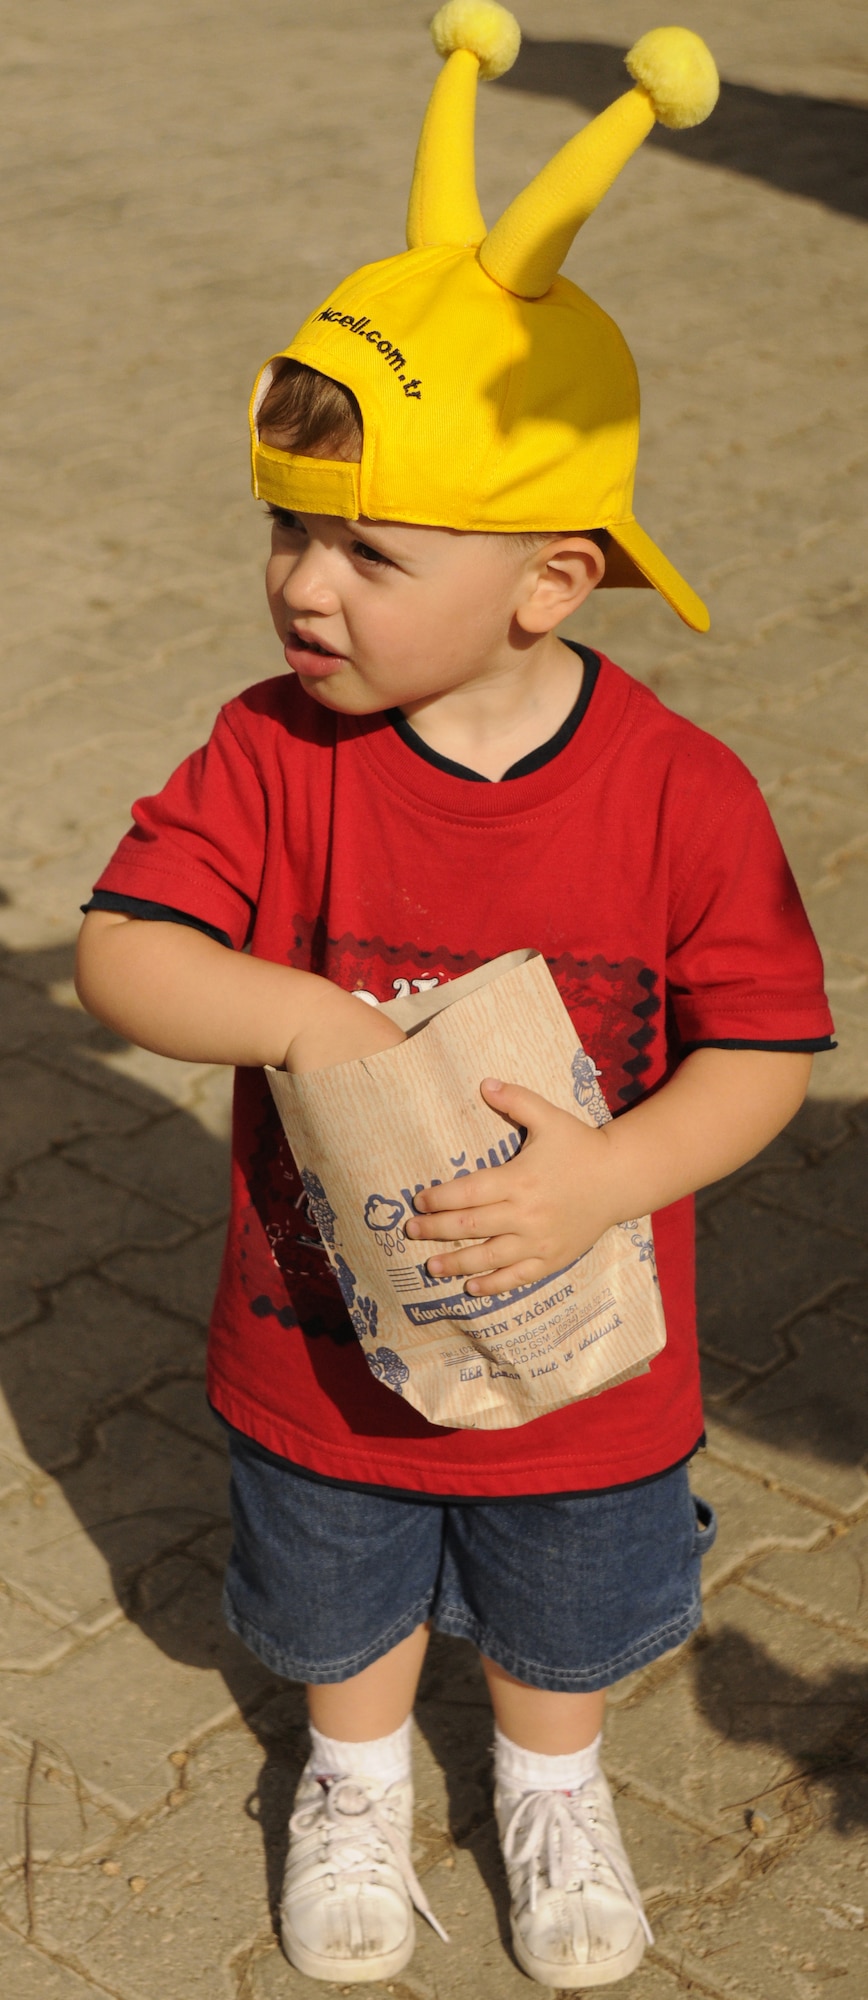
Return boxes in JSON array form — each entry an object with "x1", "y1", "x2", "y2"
[{"x1": 250, "y1": 4, "x2": 719, "y2": 632}]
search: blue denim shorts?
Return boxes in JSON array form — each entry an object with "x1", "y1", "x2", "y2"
[{"x1": 221, "y1": 1424, "x2": 716, "y2": 1693}]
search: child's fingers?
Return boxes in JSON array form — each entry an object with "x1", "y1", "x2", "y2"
[
  {"x1": 407, "y1": 1200, "x2": 512, "y2": 1243},
  {"x1": 411, "y1": 1167, "x2": 516, "y2": 1216},
  {"x1": 465, "y1": 1257, "x2": 542, "y2": 1297},
  {"x1": 425, "y1": 1235, "x2": 525, "y2": 1281},
  {"x1": 479, "y1": 1077, "x2": 555, "y2": 1129}
]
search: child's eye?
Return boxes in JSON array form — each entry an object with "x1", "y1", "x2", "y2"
[
  {"x1": 267, "y1": 505, "x2": 303, "y2": 533},
  {"x1": 352, "y1": 539, "x2": 391, "y2": 567}
]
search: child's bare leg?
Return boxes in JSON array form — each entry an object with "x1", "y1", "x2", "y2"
[
  {"x1": 481, "y1": 1655, "x2": 606, "y2": 1751},
  {"x1": 305, "y1": 1621, "x2": 430, "y2": 1738}
]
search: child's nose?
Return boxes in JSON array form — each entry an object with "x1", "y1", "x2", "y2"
[{"x1": 283, "y1": 543, "x2": 336, "y2": 612}]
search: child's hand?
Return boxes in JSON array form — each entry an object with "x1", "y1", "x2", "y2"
[
  {"x1": 405, "y1": 1078, "x2": 616, "y2": 1296},
  {"x1": 284, "y1": 993, "x2": 406, "y2": 1075},
  {"x1": 404, "y1": 1049, "x2": 815, "y2": 1296}
]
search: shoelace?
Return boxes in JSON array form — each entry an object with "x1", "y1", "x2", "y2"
[
  {"x1": 289, "y1": 1777, "x2": 450, "y2": 1944},
  {"x1": 500, "y1": 1785, "x2": 653, "y2": 1943}
]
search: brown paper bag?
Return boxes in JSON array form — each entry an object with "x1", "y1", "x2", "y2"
[{"x1": 267, "y1": 950, "x2": 666, "y2": 1430}]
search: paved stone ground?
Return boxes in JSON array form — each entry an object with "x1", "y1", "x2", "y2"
[{"x1": 1, "y1": 1, "x2": 866, "y2": 1994}]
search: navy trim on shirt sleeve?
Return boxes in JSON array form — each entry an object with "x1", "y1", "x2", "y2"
[
  {"x1": 680, "y1": 1036, "x2": 836, "y2": 1054},
  {"x1": 81, "y1": 891, "x2": 233, "y2": 950}
]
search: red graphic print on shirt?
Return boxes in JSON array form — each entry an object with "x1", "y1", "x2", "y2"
[
  {"x1": 547, "y1": 952, "x2": 662, "y2": 1107},
  {"x1": 288, "y1": 917, "x2": 661, "y2": 1112},
  {"x1": 287, "y1": 915, "x2": 474, "y2": 1001}
]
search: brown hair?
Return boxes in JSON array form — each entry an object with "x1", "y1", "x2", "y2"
[
  {"x1": 256, "y1": 358, "x2": 609, "y2": 551},
  {"x1": 256, "y1": 357, "x2": 363, "y2": 460}
]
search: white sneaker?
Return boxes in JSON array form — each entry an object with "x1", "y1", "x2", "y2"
[
  {"x1": 280, "y1": 1765, "x2": 448, "y2": 1985},
  {"x1": 495, "y1": 1768, "x2": 652, "y2": 1988}
]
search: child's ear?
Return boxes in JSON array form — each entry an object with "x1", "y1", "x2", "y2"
[{"x1": 515, "y1": 537, "x2": 606, "y2": 635}]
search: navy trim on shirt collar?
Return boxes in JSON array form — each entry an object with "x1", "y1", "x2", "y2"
[{"x1": 387, "y1": 643, "x2": 600, "y2": 784}]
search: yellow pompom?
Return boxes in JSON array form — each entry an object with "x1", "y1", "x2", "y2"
[
  {"x1": 430, "y1": 1, "x2": 521, "y2": 82},
  {"x1": 625, "y1": 26, "x2": 719, "y2": 129}
]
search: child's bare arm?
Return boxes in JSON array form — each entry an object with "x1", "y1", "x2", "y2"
[
  {"x1": 406, "y1": 1048, "x2": 813, "y2": 1295},
  {"x1": 75, "y1": 911, "x2": 405, "y2": 1072}
]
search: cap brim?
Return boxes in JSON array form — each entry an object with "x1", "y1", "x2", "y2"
[{"x1": 604, "y1": 519, "x2": 710, "y2": 633}]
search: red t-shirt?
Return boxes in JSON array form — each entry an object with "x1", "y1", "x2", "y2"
[{"x1": 91, "y1": 654, "x2": 833, "y2": 1495}]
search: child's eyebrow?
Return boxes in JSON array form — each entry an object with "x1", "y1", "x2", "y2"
[
  {"x1": 345, "y1": 519, "x2": 417, "y2": 559},
  {"x1": 346, "y1": 518, "x2": 396, "y2": 540}
]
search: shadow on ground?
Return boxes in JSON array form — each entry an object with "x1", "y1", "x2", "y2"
[
  {"x1": 495, "y1": 39, "x2": 868, "y2": 223},
  {"x1": 1, "y1": 939, "x2": 866, "y2": 1930},
  {"x1": 690, "y1": 1625, "x2": 868, "y2": 1839}
]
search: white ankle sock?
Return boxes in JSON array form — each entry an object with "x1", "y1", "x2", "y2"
[
  {"x1": 494, "y1": 1724, "x2": 602, "y2": 1795},
  {"x1": 307, "y1": 1715, "x2": 413, "y2": 1788}
]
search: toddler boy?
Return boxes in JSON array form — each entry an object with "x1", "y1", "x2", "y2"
[{"x1": 76, "y1": 7, "x2": 834, "y2": 1988}]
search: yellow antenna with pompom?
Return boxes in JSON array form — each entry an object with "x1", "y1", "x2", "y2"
[
  {"x1": 406, "y1": 1, "x2": 522, "y2": 250},
  {"x1": 479, "y1": 27, "x2": 719, "y2": 297}
]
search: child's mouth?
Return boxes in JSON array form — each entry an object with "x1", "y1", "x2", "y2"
[{"x1": 284, "y1": 627, "x2": 346, "y2": 676}]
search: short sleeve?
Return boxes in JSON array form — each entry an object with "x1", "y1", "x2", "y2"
[
  {"x1": 90, "y1": 706, "x2": 266, "y2": 951},
  {"x1": 666, "y1": 779, "x2": 834, "y2": 1049}
]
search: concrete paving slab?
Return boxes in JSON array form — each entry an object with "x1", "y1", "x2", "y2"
[
  {"x1": 608, "y1": 1584, "x2": 868, "y2": 1841},
  {"x1": 0, "y1": 1929, "x2": 107, "y2": 2000},
  {"x1": 0, "y1": 1154, "x2": 189, "y2": 1334},
  {"x1": 653, "y1": 1805, "x2": 868, "y2": 1999},
  {"x1": 0, "y1": 1592, "x2": 88, "y2": 1677},
  {"x1": 0, "y1": 753, "x2": 177, "y2": 877},
  {"x1": 0, "y1": 1400, "x2": 230, "y2": 1639},
  {"x1": 0, "y1": 1476, "x2": 121, "y2": 1633},
  {"x1": 704, "y1": 1317, "x2": 868, "y2": 1518},
  {"x1": 0, "y1": 1056, "x2": 142, "y2": 1181},
  {"x1": 744, "y1": 1138, "x2": 868, "y2": 1244},
  {"x1": 57, "y1": 1406, "x2": 229, "y2": 1570},
  {"x1": 0, "y1": 1610, "x2": 272, "y2": 1826},
  {"x1": 0, "y1": 1274, "x2": 206, "y2": 1470},
  {"x1": 612, "y1": 1788, "x2": 745, "y2": 1918},
  {"x1": 696, "y1": 1199, "x2": 868, "y2": 1375},
  {"x1": 0, "y1": 1723, "x2": 275, "y2": 1999},
  {"x1": 66, "y1": 1116, "x2": 230, "y2": 1227},
  {"x1": 64, "y1": 639, "x2": 264, "y2": 732},
  {"x1": 708, "y1": 737, "x2": 867, "y2": 818},
  {"x1": 606, "y1": 1673, "x2": 785, "y2": 1847},
  {"x1": 686, "y1": 1584, "x2": 867, "y2": 1809},
  {"x1": 142, "y1": 1378, "x2": 227, "y2": 1454},
  {"x1": 27, "y1": 1038, "x2": 221, "y2": 1123},
  {"x1": 687, "y1": 1456, "x2": 829, "y2": 1595},
  {"x1": 0, "y1": 963, "x2": 99, "y2": 1060},
  {"x1": 745, "y1": 1516, "x2": 868, "y2": 1638},
  {"x1": 45, "y1": 1033, "x2": 233, "y2": 1128},
  {"x1": 0, "y1": 1734, "x2": 120, "y2": 1873},
  {"x1": 0, "y1": 631, "x2": 126, "y2": 715},
  {"x1": 103, "y1": 1223, "x2": 227, "y2": 1326},
  {"x1": 0, "y1": 1425, "x2": 49, "y2": 1505}
]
